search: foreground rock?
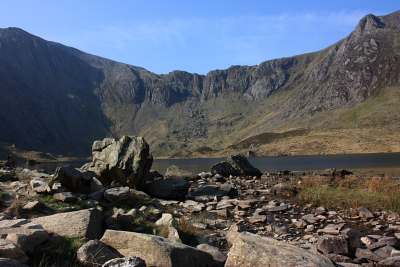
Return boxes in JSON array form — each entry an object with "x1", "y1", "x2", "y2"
[
  {"x1": 211, "y1": 154, "x2": 261, "y2": 177},
  {"x1": 32, "y1": 208, "x2": 104, "y2": 240},
  {"x1": 77, "y1": 240, "x2": 121, "y2": 267},
  {"x1": 0, "y1": 239, "x2": 28, "y2": 263},
  {"x1": 100, "y1": 230, "x2": 214, "y2": 267},
  {"x1": 83, "y1": 136, "x2": 153, "y2": 190},
  {"x1": 225, "y1": 232, "x2": 335, "y2": 267},
  {"x1": 0, "y1": 219, "x2": 48, "y2": 253},
  {"x1": 0, "y1": 258, "x2": 29, "y2": 267}
]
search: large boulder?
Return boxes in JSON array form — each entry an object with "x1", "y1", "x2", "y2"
[
  {"x1": 100, "y1": 230, "x2": 214, "y2": 267},
  {"x1": 53, "y1": 165, "x2": 97, "y2": 193},
  {"x1": 83, "y1": 136, "x2": 153, "y2": 190},
  {"x1": 144, "y1": 179, "x2": 190, "y2": 200},
  {"x1": 225, "y1": 232, "x2": 335, "y2": 267},
  {"x1": 32, "y1": 208, "x2": 104, "y2": 240},
  {"x1": 211, "y1": 154, "x2": 261, "y2": 177}
]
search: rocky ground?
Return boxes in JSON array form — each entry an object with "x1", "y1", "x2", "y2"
[{"x1": 1, "y1": 157, "x2": 400, "y2": 266}]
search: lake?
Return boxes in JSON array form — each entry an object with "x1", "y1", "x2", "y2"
[{"x1": 24, "y1": 152, "x2": 400, "y2": 177}]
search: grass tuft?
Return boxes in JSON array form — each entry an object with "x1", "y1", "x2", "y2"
[{"x1": 298, "y1": 175, "x2": 400, "y2": 212}]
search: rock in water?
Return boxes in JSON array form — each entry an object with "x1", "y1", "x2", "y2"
[
  {"x1": 211, "y1": 154, "x2": 261, "y2": 177},
  {"x1": 84, "y1": 136, "x2": 153, "y2": 190}
]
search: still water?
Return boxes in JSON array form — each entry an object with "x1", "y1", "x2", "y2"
[{"x1": 25, "y1": 152, "x2": 400, "y2": 177}]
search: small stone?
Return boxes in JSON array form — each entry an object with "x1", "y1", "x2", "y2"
[
  {"x1": 305, "y1": 225, "x2": 315, "y2": 232},
  {"x1": 53, "y1": 192, "x2": 77, "y2": 202},
  {"x1": 217, "y1": 209, "x2": 230, "y2": 218},
  {"x1": 22, "y1": 200, "x2": 39, "y2": 210},
  {"x1": 248, "y1": 215, "x2": 267, "y2": 224},
  {"x1": 155, "y1": 214, "x2": 176, "y2": 226},
  {"x1": 358, "y1": 207, "x2": 374, "y2": 220},
  {"x1": 361, "y1": 236, "x2": 375, "y2": 246}
]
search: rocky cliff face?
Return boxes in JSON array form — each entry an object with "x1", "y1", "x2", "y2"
[{"x1": 0, "y1": 11, "x2": 399, "y2": 157}]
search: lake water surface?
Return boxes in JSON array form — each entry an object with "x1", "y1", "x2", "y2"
[{"x1": 25, "y1": 152, "x2": 400, "y2": 177}]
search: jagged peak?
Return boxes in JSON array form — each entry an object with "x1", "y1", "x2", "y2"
[{"x1": 354, "y1": 14, "x2": 386, "y2": 38}]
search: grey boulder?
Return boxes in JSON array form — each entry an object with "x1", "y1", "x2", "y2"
[
  {"x1": 83, "y1": 136, "x2": 153, "y2": 190},
  {"x1": 211, "y1": 154, "x2": 261, "y2": 177}
]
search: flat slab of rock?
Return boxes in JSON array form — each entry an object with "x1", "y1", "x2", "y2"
[
  {"x1": 225, "y1": 232, "x2": 335, "y2": 267},
  {"x1": 100, "y1": 230, "x2": 214, "y2": 267},
  {"x1": 22, "y1": 201, "x2": 39, "y2": 210},
  {"x1": 32, "y1": 208, "x2": 104, "y2": 240},
  {"x1": 0, "y1": 219, "x2": 48, "y2": 252},
  {"x1": 268, "y1": 205, "x2": 288, "y2": 212},
  {"x1": 248, "y1": 215, "x2": 267, "y2": 224}
]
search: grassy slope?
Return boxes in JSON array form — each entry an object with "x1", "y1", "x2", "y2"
[{"x1": 169, "y1": 83, "x2": 400, "y2": 158}]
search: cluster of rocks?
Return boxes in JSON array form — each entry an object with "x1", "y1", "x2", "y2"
[{"x1": 1, "y1": 136, "x2": 400, "y2": 266}]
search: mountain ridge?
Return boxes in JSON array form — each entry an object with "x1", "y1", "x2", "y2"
[{"x1": 0, "y1": 11, "x2": 399, "y2": 158}]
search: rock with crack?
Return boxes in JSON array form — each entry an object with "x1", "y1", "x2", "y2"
[{"x1": 82, "y1": 136, "x2": 153, "y2": 190}]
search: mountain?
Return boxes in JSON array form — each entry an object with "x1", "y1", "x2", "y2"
[{"x1": 0, "y1": 11, "x2": 399, "y2": 158}]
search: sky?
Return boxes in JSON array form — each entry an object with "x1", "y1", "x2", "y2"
[{"x1": 0, "y1": 1, "x2": 398, "y2": 75}]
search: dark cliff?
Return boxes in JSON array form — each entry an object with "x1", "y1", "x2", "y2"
[{"x1": 0, "y1": 10, "x2": 399, "y2": 157}]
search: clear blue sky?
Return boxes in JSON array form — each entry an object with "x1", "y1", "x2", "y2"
[{"x1": 1, "y1": 1, "x2": 398, "y2": 75}]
